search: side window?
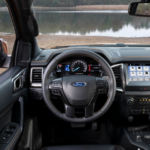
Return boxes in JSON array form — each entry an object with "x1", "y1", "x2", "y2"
[{"x1": 0, "y1": 6, "x2": 16, "y2": 74}]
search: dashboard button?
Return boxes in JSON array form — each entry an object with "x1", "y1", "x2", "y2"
[{"x1": 140, "y1": 87, "x2": 150, "y2": 91}]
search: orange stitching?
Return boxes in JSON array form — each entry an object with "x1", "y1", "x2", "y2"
[
  {"x1": 114, "y1": 145, "x2": 125, "y2": 150},
  {"x1": 6, "y1": 128, "x2": 21, "y2": 150}
]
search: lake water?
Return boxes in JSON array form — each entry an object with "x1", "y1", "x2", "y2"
[{"x1": 1, "y1": 10, "x2": 150, "y2": 37}]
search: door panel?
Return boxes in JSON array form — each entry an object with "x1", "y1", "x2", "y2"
[{"x1": 0, "y1": 66, "x2": 28, "y2": 150}]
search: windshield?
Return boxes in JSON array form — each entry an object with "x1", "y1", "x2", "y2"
[
  {"x1": 33, "y1": 0, "x2": 150, "y2": 49},
  {"x1": 1, "y1": 0, "x2": 150, "y2": 50}
]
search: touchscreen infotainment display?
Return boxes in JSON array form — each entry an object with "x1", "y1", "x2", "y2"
[{"x1": 129, "y1": 66, "x2": 150, "y2": 81}]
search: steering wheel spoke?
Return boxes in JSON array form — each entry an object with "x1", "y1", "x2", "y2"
[
  {"x1": 85, "y1": 103, "x2": 95, "y2": 118},
  {"x1": 96, "y1": 77, "x2": 109, "y2": 95},
  {"x1": 64, "y1": 104, "x2": 75, "y2": 118},
  {"x1": 49, "y1": 78, "x2": 62, "y2": 96}
]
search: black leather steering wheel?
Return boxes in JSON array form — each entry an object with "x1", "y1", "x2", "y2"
[{"x1": 42, "y1": 50, "x2": 116, "y2": 123}]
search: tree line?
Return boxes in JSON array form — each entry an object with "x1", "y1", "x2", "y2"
[
  {"x1": 35, "y1": 12, "x2": 149, "y2": 34},
  {"x1": 0, "y1": 0, "x2": 139, "y2": 7}
]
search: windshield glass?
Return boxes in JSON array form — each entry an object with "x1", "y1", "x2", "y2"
[{"x1": 2, "y1": 0, "x2": 149, "y2": 49}]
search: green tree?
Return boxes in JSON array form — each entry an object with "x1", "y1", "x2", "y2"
[{"x1": 51, "y1": 0, "x2": 60, "y2": 7}]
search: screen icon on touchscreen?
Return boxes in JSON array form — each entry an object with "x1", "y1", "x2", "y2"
[
  {"x1": 144, "y1": 66, "x2": 149, "y2": 71},
  {"x1": 137, "y1": 72, "x2": 143, "y2": 76},
  {"x1": 130, "y1": 66, "x2": 136, "y2": 71},
  {"x1": 130, "y1": 72, "x2": 136, "y2": 77},
  {"x1": 144, "y1": 72, "x2": 150, "y2": 76},
  {"x1": 137, "y1": 66, "x2": 142, "y2": 71}
]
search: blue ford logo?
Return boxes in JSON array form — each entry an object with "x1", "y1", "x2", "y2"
[{"x1": 73, "y1": 82, "x2": 86, "y2": 87}]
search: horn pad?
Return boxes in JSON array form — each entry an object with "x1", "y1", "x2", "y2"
[{"x1": 63, "y1": 75, "x2": 96, "y2": 106}]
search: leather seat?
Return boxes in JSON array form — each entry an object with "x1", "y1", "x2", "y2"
[{"x1": 43, "y1": 145, "x2": 125, "y2": 150}]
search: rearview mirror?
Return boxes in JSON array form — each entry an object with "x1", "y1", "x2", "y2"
[
  {"x1": 0, "y1": 39, "x2": 11, "y2": 68},
  {"x1": 128, "y1": 1, "x2": 150, "y2": 17}
]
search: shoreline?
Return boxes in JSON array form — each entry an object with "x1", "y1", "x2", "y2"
[
  {"x1": 34, "y1": 5, "x2": 128, "y2": 11},
  {"x1": 0, "y1": 34, "x2": 150, "y2": 55},
  {"x1": 0, "y1": 5, "x2": 128, "y2": 11}
]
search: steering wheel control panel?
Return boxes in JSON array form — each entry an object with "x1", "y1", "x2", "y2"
[
  {"x1": 125, "y1": 97, "x2": 150, "y2": 116},
  {"x1": 55, "y1": 57, "x2": 107, "y2": 78},
  {"x1": 96, "y1": 79, "x2": 108, "y2": 95}
]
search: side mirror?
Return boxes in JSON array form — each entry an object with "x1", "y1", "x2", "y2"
[
  {"x1": 128, "y1": 1, "x2": 150, "y2": 17},
  {"x1": 0, "y1": 39, "x2": 11, "y2": 68}
]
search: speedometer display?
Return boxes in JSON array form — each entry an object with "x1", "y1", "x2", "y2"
[
  {"x1": 55, "y1": 57, "x2": 108, "y2": 78},
  {"x1": 71, "y1": 60, "x2": 87, "y2": 73}
]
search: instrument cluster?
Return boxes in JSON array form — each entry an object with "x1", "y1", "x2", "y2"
[{"x1": 55, "y1": 57, "x2": 107, "y2": 78}]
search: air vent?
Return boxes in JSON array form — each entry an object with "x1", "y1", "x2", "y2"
[
  {"x1": 30, "y1": 68, "x2": 43, "y2": 87},
  {"x1": 111, "y1": 64, "x2": 123, "y2": 92}
]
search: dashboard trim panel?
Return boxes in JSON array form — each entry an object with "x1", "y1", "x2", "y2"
[{"x1": 30, "y1": 63, "x2": 125, "y2": 94}]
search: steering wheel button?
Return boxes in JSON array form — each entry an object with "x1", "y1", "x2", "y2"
[{"x1": 2, "y1": 137, "x2": 7, "y2": 140}]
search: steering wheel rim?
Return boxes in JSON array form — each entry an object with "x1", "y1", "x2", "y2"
[{"x1": 42, "y1": 50, "x2": 116, "y2": 123}]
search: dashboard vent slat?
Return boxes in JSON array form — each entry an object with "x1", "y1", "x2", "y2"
[
  {"x1": 31, "y1": 68, "x2": 43, "y2": 84},
  {"x1": 112, "y1": 65, "x2": 123, "y2": 89}
]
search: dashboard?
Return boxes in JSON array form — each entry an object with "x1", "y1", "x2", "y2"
[
  {"x1": 30, "y1": 47, "x2": 150, "y2": 124},
  {"x1": 55, "y1": 56, "x2": 107, "y2": 78},
  {"x1": 29, "y1": 47, "x2": 150, "y2": 149}
]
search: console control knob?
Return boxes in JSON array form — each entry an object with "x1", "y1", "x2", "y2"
[
  {"x1": 126, "y1": 97, "x2": 134, "y2": 106},
  {"x1": 128, "y1": 116, "x2": 134, "y2": 122}
]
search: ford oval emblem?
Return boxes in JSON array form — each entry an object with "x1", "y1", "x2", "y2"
[{"x1": 73, "y1": 82, "x2": 86, "y2": 87}]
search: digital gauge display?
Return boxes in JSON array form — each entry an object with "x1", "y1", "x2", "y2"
[
  {"x1": 71, "y1": 60, "x2": 87, "y2": 73},
  {"x1": 55, "y1": 58, "x2": 107, "y2": 77}
]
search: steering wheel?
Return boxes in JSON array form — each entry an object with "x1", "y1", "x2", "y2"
[{"x1": 42, "y1": 50, "x2": 116, "y2": 123}]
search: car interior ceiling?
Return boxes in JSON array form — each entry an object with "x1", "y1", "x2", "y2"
[{"x1": 1, "y1": 0, "x2": 150, "y2": 150}]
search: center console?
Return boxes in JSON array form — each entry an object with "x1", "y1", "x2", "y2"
[
  {"x1": 122, "y1": 63, "x2": 150, "y2": 149},
  {"x1": 120, "y1": 127, "x2": 150, "y2": 150},
  {"x1": 124, "y1": 63, "x2": 150, "y2": 120}
]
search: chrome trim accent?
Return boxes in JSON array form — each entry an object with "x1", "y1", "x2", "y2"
[
  {"x1": 30, "y1": 67, "x2": 43, "y2": 87},
  {"x1": 116, "y1": 87, "x2": 123, "y2": 92},
  {"x1": 111, "y1": 63, "x2": 125, "y2": 92},
  {"x1": 12, "y1": 69, "x2": 26, "y2": 82},
  {"x1": 12, "y1": 69, "x2": 26, "y2": 92},
  {"x1": 14, "y1": 76, "x2": 23, "y2": 91}
]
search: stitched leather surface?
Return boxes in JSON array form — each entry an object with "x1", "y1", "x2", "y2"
[
  {"x1": 0, "y1": 123, "x2": 21, "y2": 150},
  {"x1": 43, "y1": 145, "x2": 125, "y2": 150},
  {"x1": 6, "y1": 128, "x2": 21, "y2": 150}
]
